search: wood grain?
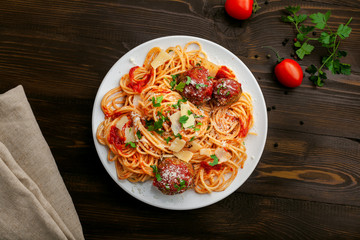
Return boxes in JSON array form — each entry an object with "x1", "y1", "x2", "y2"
[{"x1": 1, "y1": 0, "x2": 360, "y2": 239}]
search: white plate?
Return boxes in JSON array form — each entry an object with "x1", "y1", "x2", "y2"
[{"x1": 92, "y1": 35, "x2": 267, "y2": 210}]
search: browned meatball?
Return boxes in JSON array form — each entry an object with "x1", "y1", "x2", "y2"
[
  {"x1": 176, "y1": 66, "x2": 214, "y2": 105},
  {"x1": 212, "y1": 78, "x2": 242, "y2": 106},
  {"x1": 152, "y1": 158, "x2": 194, "y2": 195}
]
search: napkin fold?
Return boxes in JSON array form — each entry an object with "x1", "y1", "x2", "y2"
[{"x1": 0, "y1": 86, "x2": 84, "y2": 240}]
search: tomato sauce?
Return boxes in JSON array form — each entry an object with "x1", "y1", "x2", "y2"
[
  {"x1": 200, "y1": 161, "x2": 223, "y2": 174},
  {"x1": 108, "y1": 126, "x2": 125, "y2": 150},
  {"x1": 127, "y1": 66, "x2": 150, "y2": 93},
  {"x1": 238, "y1": 116, "x2": 251, "y2": 138},
  {"x1": 215, "y1": 66, "x2": 236, "y2": 79}
]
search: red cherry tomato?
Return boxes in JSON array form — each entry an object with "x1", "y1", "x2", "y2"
[
  {"x1": 225, "y1": 0, "x2": 253, "y2": 20},
  {"x1": 274, "y1": 59, "x2": 303, "y2": 88}
]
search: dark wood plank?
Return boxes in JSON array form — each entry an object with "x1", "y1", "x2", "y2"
[{"x1": 1, "y1": 0, "x2": 360, "y2": 239}]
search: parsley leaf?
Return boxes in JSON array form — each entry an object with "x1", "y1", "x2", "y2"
[
  {"x1": 195, "y1": 83, "x2": 208, "y2": 89},
  {"x1": 337, "y1": 24, "x2": 352, "y2": 39},
  {"x1": 125, "y1": 142, "x2": 136, "y2": 148},
  {"x1": 190, "y1": 136, "x2": 195, "y2": 142},
  {"x1": 174, "y1": 179, "x2": 187, "y2": 192},
  {"x1": 136, "y1": 130, "x2": 142, "y2": 140},
  {"x1": 310, "y1": 11, "x2": 331, "y2": 29},
  {"x1": 174, "y1": 133, "x2": 182, "y2": 139},
  {"x1": 285, "y1": 6, "x2": 300, "y2": 15},
  {"x1": 150, "y1": 165, "x2": 162, "y2": 182},
  {"x1": 209, "y1": 154, "x2": 219, "y2": 166},
  {"x1": 170, "y1": 80, "x2": 176, "y2": 90},
  {"x1": 296, "y1": 42, "x2": 314, "y2": 59},
  {"x1": 185, "y1": 76, "x2": 192, "y2": 85},
  {"x1": 165, "y1": 137, "x2": 172, "y2": 144},
  {"x1": 172, "y1": 98, "x2": 187, "y2": 109},
  {"x1": 175, "y1": 82, "x2": 186, "y2": 92},
  {"x1": 152, "y1": 96, "x2": 163, "y2": 107},
  {"x1": 179, "y1": 115, "x2": 189, "y2": 125}
]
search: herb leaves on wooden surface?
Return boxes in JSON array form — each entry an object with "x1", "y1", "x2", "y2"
[{"x1": 282, "y1": 6, "x2": 352, "y2": 86}]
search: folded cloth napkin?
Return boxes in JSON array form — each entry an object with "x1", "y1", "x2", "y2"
[{"x1": 0, "y1": 86, "x2": 84, "y2": 240}]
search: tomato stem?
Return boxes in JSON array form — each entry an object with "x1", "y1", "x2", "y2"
[
  {"x1": 253, "y1": 0, "x2": 261, "y2": 13},
  {"x1": 262, "y1": 46, "x2": 284, "y2": 62}
]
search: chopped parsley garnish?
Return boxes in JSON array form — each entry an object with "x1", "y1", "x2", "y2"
[
  {"x1": 125, "y1": 142, "x2": 136, "y2": 148},
  {"x1": 153, "y1": 119, "x2": 164, "y2": 133},
  {"x1": 179, "y1": 115, "x2": 189, "y2": 125},
  {"x1": 209, "y1": 154, "x2": 219, "y2": 166},
  {"x1": 185, "y1": 76, "x2": 192, "y2": 85},
  {"x1": 195, "y1": 83, "x2": 208, "y2": 89},
  {"x1": 216, "y1": 84, "x2": 227, "y2": 95},
  {"x1": 171, "y1": 74, "x2": 178, "y2": 81},
  {"x1": 145, "y1": 118, "x2": 164, "y2": 135},
  {"x1": 194, "y1": 115, "x2": 204, "y2": 118},
  {"x1": 175, "y1": 82, "x2": 186, "y2": 92},
  {"x1": 207, "y1": 76, "x2": 214, "y2": 80},
  {"x1": 194, "y1": 128, "x2": 200, "y2": 131},
  {"x1": 174, "y1": 179, "x2": 187, "y2": 191},
  {"x1": 172, "y1": 98, "x2": 187, "y2": 109},
  {"x1": 170, "y1": 80, "x2": 176, "y2": 90},
  {"x1": 150, "y1": 165, "x2": 162, "y2": 182},
  {"x1": 190, "y1": 136, "x2": 196, "y2": 142},
  {"x1": 152, "y1": 96, "x2": 163, "y2": 107},
  {"x1": 174, "y1": 133, "x2": 182, "y2": 139},
  {"x1": 226, "y1": 91, "x2": 230, "y2": 96},
  {"x1": 136, "y1": 130, "x2": 142, "y2": 140},
  {"x1": 157, "y1": 111, "x2": 168, "y2": 121},
  {"x1": 196, "y1": 122, "x2": 203, "y2": 126},
  {"x1": 187, "y1": 110, "x2": 192, "y2": 115},
  {"x1": 165, "y1": 137, "x2": 172, "y2": 144}
]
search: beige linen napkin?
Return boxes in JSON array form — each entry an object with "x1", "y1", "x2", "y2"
[{"x1": 0, "y1": 86, "x2": 84, "y2": 240}]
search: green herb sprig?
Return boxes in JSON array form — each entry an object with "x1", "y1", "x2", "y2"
[
  {"x1": 150, "y1": 165, "x2": 162, "y2": 182},
  {"x1": 209, "y1": 154, "x2": 219, "y2": 166},
  {"x1": 282, "y1": 6, "x2": 352, "y2": 86},
  {"x1": 174, "y1": 179, "x2": 187, "y2": 192}
]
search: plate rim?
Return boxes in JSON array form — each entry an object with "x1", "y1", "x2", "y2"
[{"x1": 91, "y1": 35, "x2": 268, "y2": 210}]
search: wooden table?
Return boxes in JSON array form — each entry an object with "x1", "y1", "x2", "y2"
[{"x1": 1, "y1": 0, "x2": 360, "y2": 239}]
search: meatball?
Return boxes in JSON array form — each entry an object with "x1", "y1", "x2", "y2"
[
  {"x1": 176, "y1": 66, "x2": 214, "y2": 105},
  {"x1": 153, "y1": 158, "x2": 194, "y2": 195},
  {"x1": 212, "y1": 78, "x2": 242, "y2": 106}
]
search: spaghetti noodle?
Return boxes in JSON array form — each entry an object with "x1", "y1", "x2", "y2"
[{"x1": 96, "y1": 41, "x2": 254, "y2": 194}]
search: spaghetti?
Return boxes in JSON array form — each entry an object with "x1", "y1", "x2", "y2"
[{"x1": 96, "y1": 41, "x2": 254, "y2": 194}]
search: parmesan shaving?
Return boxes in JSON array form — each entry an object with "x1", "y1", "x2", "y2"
[
  {"x1": 169, "y1": 138, "x2": 186, "y2": 152},
  {"x1": 183, "y1": 114, "x2": 195, "y2": 129},
  {"x1": 174, "y1": 150, "x2": 193, "y2": 162},
  {"x1": 189, "y1": 141, "x2": 201, "y2": 152},
  {"x1": 115, "y1": 116, "x2": 129, "y2": 130},
  {"x1": 169, "y1": 111, "x2": 181, "y2": 135},
  {"x1": 124, "y1": 127, "x2": 136, "y2": 143},
  {"x1": 151, "y1": 50, "x2": 171, "y2": 69},
  {"x1": 201, "y1": 58, "x2": 219, "y2": 77},
  {"x1": 215, "y1": 148, "x2": 232, "y2": 163},
  {"x1": 133, "y1": 95, "x2": 142, "y2": 107},
  {"x1": 199, "y1": 148, "x2": 214, "y2": 157},
  {"x1": 180, "y1": 103, "x2": 195, "y2": 128}
]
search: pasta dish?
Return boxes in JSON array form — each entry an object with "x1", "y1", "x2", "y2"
[{"x1": 96, "y1": 41, "x2": 253, "y2": 194}]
